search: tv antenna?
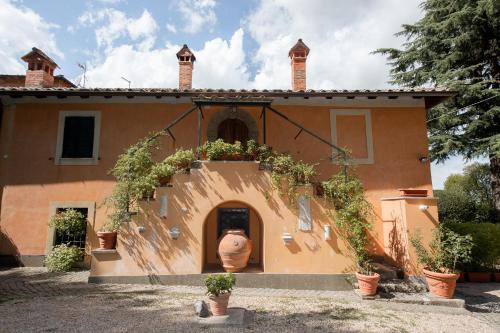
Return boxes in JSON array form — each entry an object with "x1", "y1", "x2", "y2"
[
  {"x1": 77, "y1": 63, "x2": 87, "y2": 87},
  {"x1": 121, "y1": 76, "x2": 131, "y2": 89}
]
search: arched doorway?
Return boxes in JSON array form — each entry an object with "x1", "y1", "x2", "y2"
[
  {"x1": 206, "y1": 108, "x2": 259, "y2": 143},
  {"x1": 217, "y1": 118, "x2": 249, "y2": 143},
  {"x1": 203, "y1": 201, "x2": 263, "y2": 273}
]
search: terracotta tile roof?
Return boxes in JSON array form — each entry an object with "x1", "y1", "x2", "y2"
[{"x1": 0, "y1": 87, "x2": 455, "y2": 109}]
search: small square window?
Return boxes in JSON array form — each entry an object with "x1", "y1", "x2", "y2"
[{"x1": 55, "y1": 111, "x2": 101, "y2": 165}]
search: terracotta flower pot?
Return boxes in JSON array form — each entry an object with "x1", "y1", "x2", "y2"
[
  {"x1": 217, "y1": 229, "x2": 252, "y2": 272},
  {"x1": 208, "y1": 292, "x2": 230, "y2": 316},
  {"x1": 97, "y1": 231, "x2": 117, "y2": 249},
  {"x1": 494, "y1": 272, "x2": 500, "y2": 282},
  {"x1": 355, "y1": 272, "x2": 380, "y2": 296},
  {"x1": 468, "y1": 272, "x2": 492, "y2": 283},
  {"x1": 158, "y1": 175, "x2": 172, "y2": 186},
  {"x1": 423, "y1": 269, "x2": 459, "y2": 298},
  {"x1": 399, "y1": 189, "x2": 428, "y2": 197}
]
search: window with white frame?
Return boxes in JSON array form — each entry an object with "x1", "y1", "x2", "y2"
[
  {"x1": 55, "y1": 111, "x2": 101, "y2": 165},
  {"x1": 330, "y1": 109, "x2": 374, "y2": 164}
]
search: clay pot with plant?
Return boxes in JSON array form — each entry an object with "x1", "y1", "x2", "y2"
[
  {"x1": 97, "y1": 219, "x2": 120, "y2": 249},
  {"x1": 410, "y1": 226, "x2": 474, "y2": 298},
  {"x1": 322, "y1": 170, "x2": 379, "y2": 296},
  {"x1": 204, "y1": 273, "x2": 236, "y2": 316},
  {"x1": 165, "y1": 148, "x2": 196, "y2": 172},
  {"x1": 151, "y1": 162, "x2": 175, "y2": 186}
]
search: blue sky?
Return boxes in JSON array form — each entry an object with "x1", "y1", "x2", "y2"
[{"x1": 0, "y1": 0, "x2": 487, "y2": 187}]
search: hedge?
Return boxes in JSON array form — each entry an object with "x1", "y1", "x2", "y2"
[{"x1": 446, "y1": 222, "x2": 500, "y2": 271}]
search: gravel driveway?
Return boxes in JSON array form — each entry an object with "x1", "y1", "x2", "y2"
[{"x1": 0, "y1": 268, "x2": 498, "y2": 333}]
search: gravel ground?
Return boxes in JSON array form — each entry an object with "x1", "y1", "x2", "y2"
[{"x1": 0, "y1": 268, "x2": 498, "y2": 333}]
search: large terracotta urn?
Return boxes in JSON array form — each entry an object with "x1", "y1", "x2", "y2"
[{"x1": 217, "y1": 229, "x2": 252, "y2": 272}]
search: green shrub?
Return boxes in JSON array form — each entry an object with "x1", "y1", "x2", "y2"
[
  {"x1": 44, "y1": 244, "x2": 82, "y2": 272},
  {"x1": 410, "y1": 226, "x2": 474, "y2": 273},
  {"x1": 435, "y1": 189, "x2": 478, "y2": 223},
  {"x1": 446, "y1": 222, "x2": 500, "y2": 271},
  {"x1": 151, "y1": 161, "x2": 175, "y2": 181},
  {"x1": 246, "y1": 139, "x2": 258, "y2": 159},
  {"x1": 164, "y1": 148, "x2": 195, "y2": 170},
  {"x1": 49, "y1": 209, "x2": 87, "y2": 236},
  {"x1": 204, "y1": 273, "x2": 236, "y2": 297}
]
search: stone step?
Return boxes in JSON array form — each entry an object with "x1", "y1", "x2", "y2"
[{"x1": 372, "y1": 262, "x2": 404, "y2": 281}]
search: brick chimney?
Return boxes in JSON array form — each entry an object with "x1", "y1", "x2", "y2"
[
  {"x1": 21, "y1": 47, "x2": 58, "y2": 88},
  {"x1": 176, "y1": 44, "x2": 196, "y2": 90},
  {"x1": 288, "y1": 39, "x2": 310, "y2": 91}
]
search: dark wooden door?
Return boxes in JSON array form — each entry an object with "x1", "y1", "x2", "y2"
[
  {"x1": 217, "y1": 118, "x2": 249, "y2": 143},
  {"x1": 217, "y1": 208, "x2": 250, "y2": 238}
]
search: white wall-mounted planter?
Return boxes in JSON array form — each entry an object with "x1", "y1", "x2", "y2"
[
  {"x1": 323, "y1": 225, "x2": 332, "y2": 240},
  {"x1": 168, "y1": 226, "x2": 181, "y2": 240},
  {"x1": 282, "y1": 232, "x2": 293, "y2": 245}
]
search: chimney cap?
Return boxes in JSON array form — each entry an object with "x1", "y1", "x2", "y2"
[
  {"x1": 288, "y1": 39, "x2": 310, "y2": 58},
  {"x1": 176, "y1": 44, "x2": 196, "y2": 62},
  {"x1": 21, "y1": 47, "x2": 59, "y2": 68}
]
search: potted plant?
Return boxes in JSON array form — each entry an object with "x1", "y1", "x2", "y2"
[
  {"x1": 49, "y1": 208, "x2": 87, "y2": 238},
  {"x1": 204, "y1": 273, "x2": 236, "y2": 316},
  {"x1": 165, "y1": 148, "x2": 195, "y2": 172},
  {"x1": 322, "y1": 171, "x2": 379, "y2": 296},
  {"x1": 197, "y1": 142, "x2": 211, "y2": 160},
  {"x1": 245, "y1": 139, "x2": 258, "y2": 160},
  {"x1": 151, "y1": 161, "x2": 175, "y2": 186},
  {"x1": 206, "y1": 139, "x2": 228, "y2": 161},
  {"x1": 97, "y1": 219, "x2": 120, "y2": 249},
  {"x1": 410, "y1": 226, "x2": 474, "y2": 298},
  {"x1": 467, "y1": 263, "x2": 493, "y2": 282},
  {"x1": 292, "y1": 161, "x2": 316, "y2": 184}
]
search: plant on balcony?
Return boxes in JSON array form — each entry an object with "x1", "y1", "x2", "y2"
[
  {"x1": 151, "y1": 161, "x2": 175, "y2": 186},
  {"x1": 245, "y1": 139, "x2": 258, "y2": 160},
  {"x1": 204, "y1": 273, "x2": 236, "y2": 316},
  {"x1": 44, "y1": 244, "x2": 82, "y2": 272},
  {"x1": 206, "y1": 139, "x2": 245, "y2": 161},
  {"x1": 49, "y1": 209, "x2": 87, "y2": 237},
  {"x1": 323, "y1": 171, "x2": 378, "y2": 295},
  {"x1": 410, "y1": 226, "x2": 473, "y2": 298},
  {"x1": 164, "y1": 148, "x2": 195, "y2": 171}
]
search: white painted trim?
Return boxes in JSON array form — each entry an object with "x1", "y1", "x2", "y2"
[
  {"x1": 46, "y1": 201, "x2": 96, "y2": 255},
  {"x1": 330, "y1": 109, "x2": 374, "y2": 165},
  {"x1": 55, "y1": 111, "x2": 101, "y2": 165}
]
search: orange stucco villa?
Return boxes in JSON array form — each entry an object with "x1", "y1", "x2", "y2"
[{"x1": 0, "y1": 42, "x2": 453, "y2": 288}]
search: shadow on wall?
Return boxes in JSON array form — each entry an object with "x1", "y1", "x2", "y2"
[
  {"x1": 119, "y1": 194, "x2": 200, "y2": 280},
  {"x1": 0, "y1": 231, "x2": 22, "y2": 266}
]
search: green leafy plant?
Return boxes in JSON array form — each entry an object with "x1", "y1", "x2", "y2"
[
  {"x1": 151, "y1": 161, "x2": 175, "y2": 183},
  {"x1": 164, "y1": 148, "x2": 195, "y2": 171},
  {"x1": 446, "y1": 222, "x2": 499, "y2": 271},
  {"x1": 323, "y1": 171, "x2": 373, "y2": 274},
  {"x1": 410, "y1": 226, "x2": 474, "y2": 273},
  {"x1": 49, "y1": 209, "x2": 87, "y2": 236},
  {"x1": 245, "y1": 139, "x2": 258, "y2": 160},
  {"x1": 205, "y1": 139, "x2": 245, "y2": 161},
  {"x1": 257, "y1": 143, "x2": 273, "y2": 161},
  {"x1": 204, "y1": 273, "x2": 236, "y2": 297},
  {"x1": 44, "y1": 244, "x2": 82, "y2": 272}
]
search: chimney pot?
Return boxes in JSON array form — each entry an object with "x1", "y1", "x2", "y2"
[
  {"x1": 21, "y1": 47, "x2": 58, "y2": 88},
  {"x1": 176, "y1": 44, "x2": 196, "y2": 90},
  {"x1": 288, "y1": 39, "x2": 310, "y2": 91}
]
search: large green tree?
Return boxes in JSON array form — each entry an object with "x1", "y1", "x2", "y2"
[{"x1": 375, "y1": 0, "x2": 500, "y2": 221}]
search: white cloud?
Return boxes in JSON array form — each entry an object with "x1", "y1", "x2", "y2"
[
  {"x1": 176, "y1": 0, "x2": 217, "y2": 34},
  {"x1": 245, "y1": 0, "x2": 423, "y2": 89},
  {"x1": 79, "y1": 8, "x2": 158, "y2": 51},
  {"x1": 166, "y1": 23, "x2": 177, "y2": 33},
  {"x1": 0, "y1": 0, "x2": 63, "y2": 74},
  {"x1": 84, "y1": 28, "x2": 250, "y2": 89}
]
